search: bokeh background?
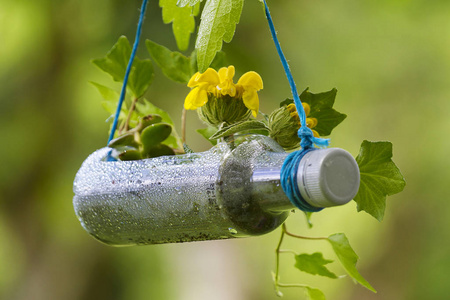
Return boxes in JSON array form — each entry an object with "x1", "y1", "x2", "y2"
[{"x1": 1, "y1": 0, "x2": 449, "y2": 299}]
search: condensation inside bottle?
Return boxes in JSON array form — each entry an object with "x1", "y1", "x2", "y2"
[{"x1": 73, "y1": 135, "x2": 292, "y2": 246}]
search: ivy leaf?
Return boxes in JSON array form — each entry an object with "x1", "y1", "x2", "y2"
[
  {"x1": 160, "y1": 0, "x2": 196, "y2": 51},
  {"x1": 294, "y1": 252, "x2": 338, "y2": 279},
  {"x1": 354, "y1": 140, "x2": 406, "y2": 221},
  {"x1": 92, "y1": 36, "x2": 154, "y2": 98},
  {"x1": 197, "y1": 127, "x2": 218, "y2": 145},
  {"x1": 90, "y1": 82, "x2": 119, "y2": 102},
  {"x1": 195, "y1": 0, "x2": 244, "y2": 72},
  {"x1": 209, "y1": 120, "x2": 269, "y2": 140},
  {"x1": 128, "y1": 59, "x2": 154, "y2": 98},
  {"x1": 328, "y1": 233, "x2": 376, "y2": 293},
  {"x1": 300, "y1": 88, "x2": 346, "y2": 136},
  {"x1": 92, "y1": 36, "x2": 130, "y2": 82},
  {"x1": 305, "y1": 287, "x2": 326, "y2": 300},
  {"x1": 146, "y1": 40, "x2": 192, "y2": 83}
]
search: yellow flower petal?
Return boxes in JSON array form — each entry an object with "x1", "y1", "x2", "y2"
[
  {"x1": 242, "y1": 89, "x2": 259, "y2": 117},
  {"x1": 194, "y1": 68, "x2": 220, "y2": 86},
  {"x1": 187, "y1": 72, "x2": 201, "y2": 87},
  {"x1": 312, "y1": 129, "x2": 319, "y2": 138},
  {"x1": 184, "y1": 87, "x2": 208, "y2": 110},
  {"x1": 237, "y1": 71, "x2": 263, "y2": 90},
  {"x1": 306, "y1": 117, "x2": 318, "y2": 128},
  {"x1": 218, "y1": 66, "x2": 235, "y2": 82},
  {"x1": 302, "y1": 103, "x2": 311, "y2": 116}
]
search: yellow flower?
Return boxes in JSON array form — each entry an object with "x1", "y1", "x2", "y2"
[
  {"x1": 268, "y1": 102, "x2": 320, "y2": 150},
  {"x1": 184, "y1": 66, "x2": 263, "y2": 119},
  {"x1": 286, "y1": 103, "x2": 319, "y2": 137}
]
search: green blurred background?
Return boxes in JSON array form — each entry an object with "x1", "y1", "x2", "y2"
[{"x1": 1, "y1": 0, "x2": 449, "y2": 299}]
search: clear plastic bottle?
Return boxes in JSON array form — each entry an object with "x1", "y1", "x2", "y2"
[{"x1": 73, "y1": 135, "x2": 359, "y2": 246}]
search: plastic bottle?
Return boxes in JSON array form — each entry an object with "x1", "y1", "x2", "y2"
[{"x1": 73, "y1": 135, "x2": 359, "y2": 246}]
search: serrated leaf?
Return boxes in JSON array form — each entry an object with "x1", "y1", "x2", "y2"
[
  {"x1": 177, "y1": 0, "x2": 202, "y2": 6},
  {"x1": 294, "y1": 253, "x2": 337, "y2": 279},
  {"x1": 92, "y1": 36, "x2": 131, "y2": 82},
  {"x1": 305, "y1": 287, "x2": 326, "y2": 300},
  {"x1": 328, "y1": 233, "x2": 376, "y2": 292},
  {"x1": 128, "y1": 59, "x2": 154, "y2": 98},
  {"x1": 195, "y1": 0, "x2": 244, "y2": 72},
  {"x1": 209, "y1": 120, "x2": 269, "y2": 140},
  {"x1": 197, "y1": 127, "x2": 218, "y2": 145},
  {"x1": 160, "y1": 0, "x2": 196, "y2": 51},
  {"x1": 146, "y1": 40, "x2": 192, "y2": 83},
  {"x1": 189, "y1": 50, "x2": 228, "y2": 74},
  {"x1": 354, "y1": 140, "x2": 406, "y2": 221},
  {"x1": 300, "y1": 88, "x2": 346, "y2": 136},
  {"x1": 93, "y1": 36, "x2": 154, "y2": 98}
]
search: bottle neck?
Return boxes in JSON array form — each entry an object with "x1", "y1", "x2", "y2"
[{"x1": 251, "y1": 166, "x2": 295, "y2": 212}]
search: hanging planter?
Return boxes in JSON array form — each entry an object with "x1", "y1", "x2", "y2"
[{"x1": 73, "y1": 0, "x2": 405, "y2": 297}]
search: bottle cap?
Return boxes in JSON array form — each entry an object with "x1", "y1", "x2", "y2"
[{"x1": 297, "y1": 148, "x2": 360, "y2": 208}]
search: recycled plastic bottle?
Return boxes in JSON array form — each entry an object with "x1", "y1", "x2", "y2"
[{"x1": 73, "y1": 135, "x2": 360, "y2": 246}]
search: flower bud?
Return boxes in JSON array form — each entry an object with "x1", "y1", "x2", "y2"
[{"x1": 198, "y1": 95, "x2": 252, "y2": 127}]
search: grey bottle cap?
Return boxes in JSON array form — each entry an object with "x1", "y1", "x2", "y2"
[{"x1": 297, "y1": 148, "x2": 360, "y2": 208}]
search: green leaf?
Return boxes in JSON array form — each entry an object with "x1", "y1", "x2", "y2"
[
  {"x1": 328, "y1": 233, "x2": 376, "y2": 292},
  {"x1": 93, "y1": 36, "x2": 154, "y2": 98},
  {"x1": 279, "y1": 98, "x2": 294, "y2": 107},
  {"x1": 195, "y1": 0, "x2": 244, "y2": 72},
  {"x1": 305, "y1": 287, "x2": 326, "y2": 300},
  {"x1": 108, "y1": 132, "x2": 139, "y2": 149},
  {"x1": 300, "y1": 88, "x2": 347, "y2": 136},
  {"x1": 209, "y1": 120, "x2": 269, "y2": 139},
  {"x1": 128, "y1": 59, "x2": 154, "y2": 98},
  {"x1": 146, "y1": 40, "x2": 192, "y2": 83},
  {"x1": 136, "y1": 101, "x2": 175, "y2": 126},
  {"x1": 143, "y1": 144, "x2": 176, "y2": 158},
  {"x1": 354, "y1": 140, "x2": 406, "y2": 221},
  {"x1": 160, "y1": 0, "x2": 196, "y2": 51},
  {"x1": 141, "y1": 123, "x2": 173, "y2": 148},
  {"x1": 177, "y1": 0, "x2": 202, "y2": 6},
  {"x1": 90, "y1": 82, "x2": 119, "y2": 102},
  {"x1": 294, "y1": 253, "x2": 337, "y2": 279},
  {"x1": 92, "y1": 36, "x2": 131, "y2": 82},
  {"x1": 119, "y1": 149, "x2": 142, "y2": 161},
  {"x1": 136, "y1": 100, "x2": 183, "y2": 149},
  {"x1": 209, "y1": 51, "x2": 228, "y2": 70},
  {"x1": 197, "y1": 127, "x2": 218, "y2": 145}
]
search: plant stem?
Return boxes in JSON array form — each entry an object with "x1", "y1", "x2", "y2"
[
  {"x1": 284, "y1": 226, "x2": 327, "y2": 240},
  {"x1": 123, "y1": 97, "x2": 139, "y2": 132},
  {"x1": 181, "y1": 108, "x2": 186, "y2": 144},
  {"x1": 274, "y1": 224, "x2": 286, "y2": 288}
]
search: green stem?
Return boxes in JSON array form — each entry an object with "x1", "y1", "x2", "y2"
[
  {"x1": 284, "y1": 226, "x2": 327, "y2": 240},
  {"x1": 123, "y1": 97, "x2": 139, "y2": 133}
]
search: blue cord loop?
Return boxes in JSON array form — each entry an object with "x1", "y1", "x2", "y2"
[
  {"x1": 263, "y1": 0, "x2": 328, "y2": 212},
  {"x1": 281, "y1": 149, "x2": 323, "y2": 212},
  {"x1": 107, "y1": 0, "x2": 149, "y2": 144}
]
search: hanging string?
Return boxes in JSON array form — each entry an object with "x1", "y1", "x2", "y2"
[
  {"x1": 262, "y1": 0, "x2": 328, "y2": 212},
  {"x1": 107, "y1": 0, "x2": 149, "y2": 144}
]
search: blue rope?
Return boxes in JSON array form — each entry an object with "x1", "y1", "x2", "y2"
[
  {"x1": 107, "y1": 0, "x2": 149, "y2": 144},
  {"x1": 263, "y1": 0, "x2": 328, "y2": 211},
  {"x1": 262, "y1": 0, "x2": 329, "y2": 149},
  {"x1": 281, "y1": 148, "x2": 323, "y2": 212}
]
